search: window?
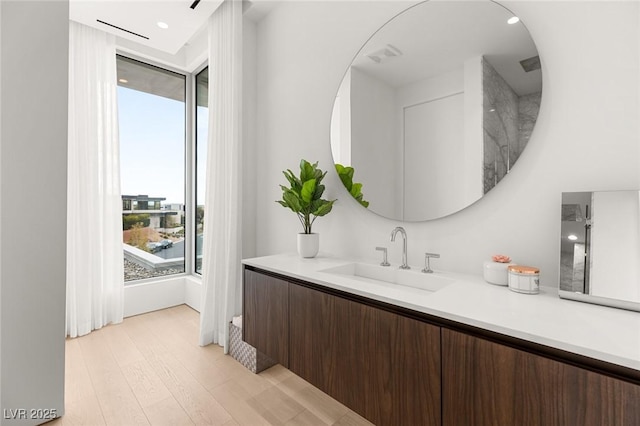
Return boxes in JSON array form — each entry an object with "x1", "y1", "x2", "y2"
[
  {"x1": 195, "y1": 67, "x2": 208, "y2": 274},
  {"x1": 117, "y1": 56, "x2": 186, "y2": 282}
]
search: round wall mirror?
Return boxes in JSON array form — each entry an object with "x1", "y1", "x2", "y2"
[{"x1": 330, "y1": 0, "x2": 542, "y2": 221}]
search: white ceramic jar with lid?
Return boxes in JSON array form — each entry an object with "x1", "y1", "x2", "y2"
[
  {"x1": 483, "y1": 255, "x2": 513, "y2": 286},
  {"x1": 507, "y1": 265, "x2": 540, "y2": 294}
]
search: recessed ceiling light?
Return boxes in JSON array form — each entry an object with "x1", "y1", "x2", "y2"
[
  {"x1": 568, "y1": 234, "x2": 578, "y2": 241},
  {"x1": 118, "y1": 78, "x2": 128, "y2": 83},
  {"x1": 157, "y1": 21, "x2": 169, "y2": 29},
  {"x1": 507, "y1": 16, "x2": 520, "y2": 25}
]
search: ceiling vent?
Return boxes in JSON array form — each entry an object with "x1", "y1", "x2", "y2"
[
  {"x1": 365, "y1": 44, "x2": 403, "y2": 64},
  {"x1": 562, "y1": 204, "x2": 584, "y2": 222},
  {"x1": 520, "y1": 55, "x2": 541, "y2": 72},
  {"x1": 96, "y1": 19, "x2": 149, "y2": 40}
]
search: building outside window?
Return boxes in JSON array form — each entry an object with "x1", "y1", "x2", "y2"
[{"x1": 117, "y1": 55, "x2": 187, "y2": 282}]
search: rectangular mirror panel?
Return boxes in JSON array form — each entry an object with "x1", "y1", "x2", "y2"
[{"x1": 560, "y1": 190, "x2": 640, "y2": 312}]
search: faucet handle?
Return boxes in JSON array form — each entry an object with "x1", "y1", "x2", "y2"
[
  {"x1": 422, "y1": 252, "x2": 440, "y2": 274},
  {"x1": 375, "y1": 247, "x2": 391, "y2": 266}
]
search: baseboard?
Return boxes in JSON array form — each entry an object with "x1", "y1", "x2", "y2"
[{"x1": 124, "y1": 276, "x2": 186, "y2": 317}]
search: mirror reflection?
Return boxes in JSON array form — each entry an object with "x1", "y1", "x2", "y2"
[
  {"x1": 330, "y1": 0, "x2": 542, "y2": 221},
  {"x1": 560, "y1": 191, "x2": 640, "y2": 312}
]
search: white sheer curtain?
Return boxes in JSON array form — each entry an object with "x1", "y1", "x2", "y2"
[
  {"x1": 199, "y1": 0, "x2": 243, "y2": 351},
  {"x1": 67, "y1": 21, "x2": 124, "y2": 338}
]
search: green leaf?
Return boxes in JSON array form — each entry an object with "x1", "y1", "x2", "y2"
[
  {"x1": 336, "y1": 164, "x2": 354, "y2": 180},
  {"x1": 344, "y1": 166, "x2": 354, "y2": 180},
  {"x1": 300, "y1": 179, "x2": 316, "y2": 204},
  {"x1": 350, "y1": 182, "x2": 363, "y2": 198},
  {"x1": 335, "y1": 163, "x2": 368, "y2": 209},
  {"x1": 314, "y1": 184, "x2": 325, "y2": 200},
  {"x1": 310, "y1": 199, "x2": 323, "y2": 212},
  {"x1": 283, "y1": 169, "x2": 301, "y2": 190},
  {"x1": 282, "y1": 189, "x2": 302, "y2": 212},
  {"x1": 338, "y1": 174, "x2": 352, "y2": 191},
  {"x1": 300, "y1": 160, "x2": 315, "y2": 182},
  {"x1": 313, "y1": 199, "x2": 335, "y2": 217},
  {"x1": 335, "y1": 164, "x2": 354, "y2": 191}
]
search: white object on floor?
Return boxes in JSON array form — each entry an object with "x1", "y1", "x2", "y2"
[{"x1": 232, "y1": 315, "x2": 243, "y2": 329}]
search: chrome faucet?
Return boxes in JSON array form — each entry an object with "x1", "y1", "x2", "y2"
[{"x1": 390, "y1": 226, "x2": 410, "y2": 269}]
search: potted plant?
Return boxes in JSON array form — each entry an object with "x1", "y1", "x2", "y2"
[{"x1": 277, "y1": 159, "x2": 336, "y2": 258}]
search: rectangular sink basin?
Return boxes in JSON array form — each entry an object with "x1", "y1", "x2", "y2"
[{"x1": 319, "y1": 262, "x2": 454, "y2": 293}]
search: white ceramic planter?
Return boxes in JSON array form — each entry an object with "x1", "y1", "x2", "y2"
[
  {"x1": 297, "y1": 233, "x2": 319, "y2": 258},
  {"x1": 483, "y1": 261, "x2": 513, "y2": 286}
]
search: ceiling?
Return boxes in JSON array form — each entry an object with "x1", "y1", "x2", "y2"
[
  {"x1": 351, "y1": 0, "x2": 542, "y2": 96},
  {"x1": 69, "y1": 0, "x2": 224, "y2": 55}
]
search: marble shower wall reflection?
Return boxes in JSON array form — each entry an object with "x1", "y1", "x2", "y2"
[
  {"x1": 483, "y1": 59, "x2": 541, "y2": 193},
  {"x1": 560, "y1": 242, "x2": 586, "y2": 293}
]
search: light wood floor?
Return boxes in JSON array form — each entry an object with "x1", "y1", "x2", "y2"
[{"x1": 50, "y1": 304, "x2": 373, "y2": 426}]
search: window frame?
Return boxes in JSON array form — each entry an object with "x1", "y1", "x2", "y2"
[
  {"x1": 193, "y1": 63, "x2": 209, "y2": 276},
  {"x1": 116, "y1": 52, "x2": 198, "y2": 283}
]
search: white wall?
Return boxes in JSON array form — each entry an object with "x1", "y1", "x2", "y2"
[
  {"x1": 255, "y1": 1, "x2": 416, "y2": 258},
  {"x1": 330, "y1": 69, "x2": 352, "y2": 166},
  {"x1": 1, "y1": 1, "x2": 68, "y2": 424},
  {"x1": 240, "y1": 17, "x2": 258, "y2": 315},
  {"x1": 252, "y1": 0, "x2": 640, "y2": 289},
  {"x1": 350, "y1": 67, "x2": 398, "y2": 218}
]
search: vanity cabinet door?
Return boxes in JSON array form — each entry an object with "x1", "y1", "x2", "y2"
[
  {"x1": 289, "y1": 283, "x2": 441, "y2": 426},
  {"x1": 243, "y1": 269, "x2": 289, "y2": 367},
  {"x1": 442, "y1": 328, "x2": 640, "y2": 426}
]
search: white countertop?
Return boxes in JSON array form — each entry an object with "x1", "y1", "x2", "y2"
[{"x1": 243, "y1": 253, "x2": 640, "y2": 372}]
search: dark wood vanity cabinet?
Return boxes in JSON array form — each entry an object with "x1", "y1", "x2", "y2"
[
  {"x1": 243, "y1": 267, "x2": 640, "y2": 426},
  {"x1": 289, "y1": 284, "x2": 441, "y2": 426},
  {"x1": 243, "y1": 269, "x2": 289, "y2": 367},
  {"x1": 442, "y1": 329, "x2": 640, "y2": 426}
]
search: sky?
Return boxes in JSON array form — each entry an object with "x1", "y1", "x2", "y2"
[{"x1": 118, "y1": 86, "x2": 209, "y2": 206}]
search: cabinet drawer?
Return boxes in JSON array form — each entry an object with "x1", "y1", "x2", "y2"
[
  {"x1": 442, "y1": 328, "x2": 640, "y2": 426},
  {"x1": 243, "y1": 269, "x2": 289, "y2": 367},
  {"x1": 289, "y1": 283, "x2": 441, "y2": 426}
]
